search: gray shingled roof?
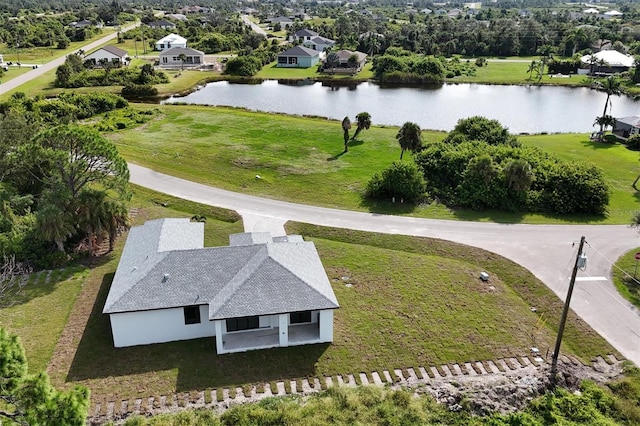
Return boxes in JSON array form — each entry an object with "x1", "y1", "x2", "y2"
[
  {"x1": 160, "y1": 46, "x2": 205, "y2": 56},
  {"x1": 295, "y1": 29, "x2": 319, "y2": 37},
  {"x1": 103, "y1": 219, "x2": 339, "y2": 318},
  {"x1": 307, "y1": 36, "x2": 335, "y2": 45},
  {"x1": 278, "y1": 45, "x2": 319, "y2": 58},
  {"x1": 616, "y1": 116, "x2": 640, "y2": 127},
  {"x1": 99, "y1": 45, "x2": 129, "y2": 58}
]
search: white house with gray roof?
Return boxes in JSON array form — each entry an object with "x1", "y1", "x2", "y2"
[{"x1": 103, "y1": 218, "x2": 339, "y2": 354}]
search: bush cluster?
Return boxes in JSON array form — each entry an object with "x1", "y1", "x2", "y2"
[
  {"x1": 416, "y1": 140, "x2": 609, "y2": 215},
  {"x1": 365, "y1": 161, "x2": 426, "y2": 203},
  {"x1": 0, "y1": 92, "x2": 128, "y2": 123},
  {"x1": 373, "y1": 49, "x2": 445, "y2": 83},
  {"x1": 58, "y1": 66, "x2": 168, "y2": 88},
  {"x1": 121, "y1": 84, "x2": 158, "y2": 98}
]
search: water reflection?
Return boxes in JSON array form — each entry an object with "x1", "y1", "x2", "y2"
[{"x1": 163, "y1": 80, "x2": 640, "y2": 133}]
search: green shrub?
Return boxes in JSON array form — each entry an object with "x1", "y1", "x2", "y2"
[
  {"x1": 121, "y1": 84, "x2": 158, "y2": 98},
  {"x1": 626, "y1": 134, "x2": 640, "y2": 151},
  {"x1": 365, "y1": 160, "x2": 426, "y2": 203},
  {"x1": 224, "y1": 56, "x2": 262, "y2": 76},
  {"x1": 415, "y1": 139, "x2": 609, "y2": 216}
]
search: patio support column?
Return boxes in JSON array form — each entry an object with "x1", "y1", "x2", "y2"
[
  {"x1": 214, "y1": 320, "x2": 224, "y2": 354},
  {"x1": 319, "y1": 310, "x2": 334, "y2": 342},
  {"x1": 278, "y1": 313, "x2": 289, "y2": 347}
]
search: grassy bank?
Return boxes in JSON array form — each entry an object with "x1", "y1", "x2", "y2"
[{"x1": 109, "y1": 104, "x2": 639, "y2": 224}]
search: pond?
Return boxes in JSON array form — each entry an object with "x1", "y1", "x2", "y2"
[{"x1": 163, "y1": 80, "x2": 640, "y2": 134}]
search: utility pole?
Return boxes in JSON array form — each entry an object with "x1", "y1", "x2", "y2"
[{"x1": 551, "y1": 235, "x2": 586, "y2": 377}]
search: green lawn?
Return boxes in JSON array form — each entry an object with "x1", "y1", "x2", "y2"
[
  {"x1": 612, "y1": 247, "x2": 640, "y2": 309},
  {"x1": 447, "y1": 60, "x2": 590, "y2": 86},
  {"x1": 0, "y1": 267, "x2": 88, "y2": 372},
  {"x1": 109, "y1": 104, "x2": 639, "y2": 224}
]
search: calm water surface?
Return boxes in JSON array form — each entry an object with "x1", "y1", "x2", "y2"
[{"x1": 163, "y1": 81, "x2": 640, "y2": 134}]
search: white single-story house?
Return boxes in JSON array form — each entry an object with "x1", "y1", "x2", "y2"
[
  {"x1": 155, "y1": 33, "x2": 187, "y2": 51},
  {"x1": 103, "y1": 218, "x2": 339, "y2": 354},
  {"x1": 84, "y1": 45, "x2": 129, "y2": 67},
  {"x1": 613, "y1": 116, "x2": 640, "y2": 140},
  {"x1": 159, "y1": 46, "x2": 205, "y2": 68},
  {"x1": 277, "y1": 45, "x2": 320, "y2": 68},
  {"x1": 580, "y1": 50, "x2": 634, "y2": 74}
]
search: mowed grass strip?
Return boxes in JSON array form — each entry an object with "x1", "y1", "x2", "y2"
[
  {"x1": 111, "y1": 104, "x2": 639, "y2": 224},
  {"x1": 48, "y1": 199, "x2": 615, "y2": 403}
]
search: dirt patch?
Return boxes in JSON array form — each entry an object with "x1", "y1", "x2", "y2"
[{"x1": 414, "y1": 357, "x2": 625, "y2": 416}]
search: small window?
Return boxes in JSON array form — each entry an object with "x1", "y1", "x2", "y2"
[
  {"x1": 226, "y1": 316, "x2": 259, "y2": 332},
  {"x1": 184, "y1": 306, "x2": 201, "y2": 325},
  {"x1": 290, "y1": 311, "x2": 312, "y2": 324}
]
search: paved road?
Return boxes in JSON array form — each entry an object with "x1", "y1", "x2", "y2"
[
  {"x1": 128, "y1": 163, "x2": 640, "y2": 365},
  {"x1": 241, "y1": 15, "x2": 267, "y2": 36},
  {"x1": 0, "y1": 22, "x2": 139, "y2": 97}
]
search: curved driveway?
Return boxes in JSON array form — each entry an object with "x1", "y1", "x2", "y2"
[{"x1": 128, "y1": 163, "x2": 640, "y2": 365}]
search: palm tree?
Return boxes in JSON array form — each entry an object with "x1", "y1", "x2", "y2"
[
  {"x1": 341, "y1": 116, "x2": 351, "y2": 152},
  {"x1": 503, "y1": 159, "x2": 534, "y2": 192},
  {"x1": 75, "y1": 189, "x2": 109, "y2": 256},
  {"x1": 586, "y1": 52, "x2": 598, "y2": 75},
  {"x1": 599, "y1": 76, "x2": 622, "y2": 124},
  {"x1": 536, "y1": 44, "x2": 555, "y2": 81},
  {"x1": 104, "y1": 200, "x2": 130, "y2": 252},
  {"x1": 396, "y1": 122, "x2": 423, "y2": 159},
  {"x1": 36, "y1": 203, "x2": 75, "y2": 253},
  {"x1": 593, "y1": 115, "x2": 616, "y2": 136},
  {"x1": 351, "y1": 112, "x2": 371, "y2": 141}
]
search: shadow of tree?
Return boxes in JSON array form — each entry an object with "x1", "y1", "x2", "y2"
[
  {"x1": 358, "y1": 197, "x2": 419, "y2": 215},
  {"x1": 66, "y1": 271, "x2": 330, "y2": 391}
]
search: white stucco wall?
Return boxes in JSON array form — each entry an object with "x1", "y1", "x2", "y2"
[
  {"x1": 319, "y1": 309, "x2": 334, "y2": 342},
  {"x1": 109, "y1": 305, "x2": 214, "y2": 347},
  {"x1": 85, "y1": 50, "x2": 125, "y2": 63}
]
